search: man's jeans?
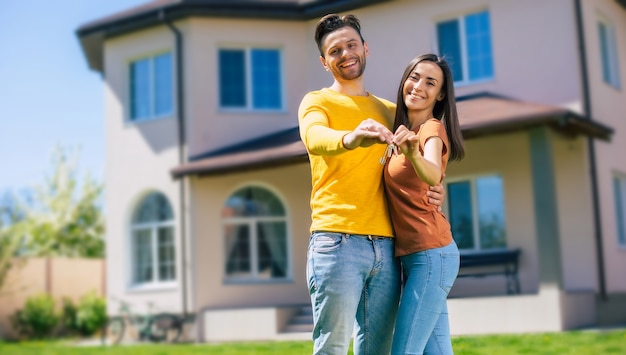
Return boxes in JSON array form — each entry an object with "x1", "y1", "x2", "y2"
[
  {"x1": 307, "y1": 232, "x2": 401, "y2": 355},
  {"x1": 391, "y1": 241, "x2": 460, "y2": 355}
]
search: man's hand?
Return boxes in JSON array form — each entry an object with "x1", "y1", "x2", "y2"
[
  {"x1": 427, "y1": 174, "x2": 446, "y2": 212},
  {"x1": 343, "y1": 119, "x2": 393, "y2": 149}
]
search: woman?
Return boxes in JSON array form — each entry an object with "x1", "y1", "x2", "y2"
[{"x1": 384, "y1": 53, "x2": 465, "y2": 355}]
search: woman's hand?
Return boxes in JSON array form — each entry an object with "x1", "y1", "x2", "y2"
[{"x1": 392, "y1": 125, "x2": 418, "y2": 156}]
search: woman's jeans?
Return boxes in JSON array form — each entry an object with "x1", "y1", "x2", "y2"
[
  {"x1": 391, "y1": 241, "x2": 460, "y2": 355},
  {"x1": 307, "y1": 232, "x2": 401, "y2": 355}
]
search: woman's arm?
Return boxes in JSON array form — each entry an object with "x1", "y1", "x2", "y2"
[
  {"x1": 406, "y1": 135, "x2": 443, "y2": 186},
  {"x1": 393, "y1": 125, "x2": 443, "y2": 186}
]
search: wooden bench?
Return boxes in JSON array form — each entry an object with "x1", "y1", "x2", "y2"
[{"x1": 458, "y1": 248, "x2": 521, "y2": 294}]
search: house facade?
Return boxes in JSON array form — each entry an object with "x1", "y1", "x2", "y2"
[{"x1": 77, "y1": 0, "x2": 626, "y2": 342}]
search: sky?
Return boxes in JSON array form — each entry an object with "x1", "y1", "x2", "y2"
[{"x1": 0, "y1": 0, "x2": 149, "y2": 194}]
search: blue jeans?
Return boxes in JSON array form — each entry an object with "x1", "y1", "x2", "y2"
[
  {"x1": 307, "y1": 232, "x2": 401, "y2": 355},
  {"x1": 391, "y1": 241, "x2": 460, "y2": 355}
]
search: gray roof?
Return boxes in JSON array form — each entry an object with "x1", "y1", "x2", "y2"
[{"x1": 76, "y1": 0, "x2": 389, "y2": 73}]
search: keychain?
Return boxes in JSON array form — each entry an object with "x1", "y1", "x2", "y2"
[{"x1": 379, "y1": 144, "x2": 398, "y2": 165}]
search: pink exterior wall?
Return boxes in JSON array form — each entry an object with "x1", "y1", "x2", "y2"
[
  {"x1": 190, "y1": 164, "x2": 312, "y2": 310},
  {"x1": 184, "y1": 18, "x2": 308, "y2": 158},
  {"x1": 582, "y1": 0, "x2": 626, "y2": 293}
]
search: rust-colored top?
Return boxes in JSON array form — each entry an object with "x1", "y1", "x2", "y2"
[{"x1": 383, "y1": 119, "x2": 452, "y2": 256}]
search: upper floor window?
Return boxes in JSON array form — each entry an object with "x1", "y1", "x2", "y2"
[
  {"x1": 131, "y1": 192, "x2": 176, "y2": 286},
  {"x1": 218, "y1": 48, "x2": 283, "y2": 111},
  {"x1": 598, "y1": 16, "x2": 621, "y2": 89},
  {"x1": 222, "y1": 186, "x2": 289, "y2": 282},
  {"x1": 446, "y1": 175, "x2": 507, "y2": 251},
  {"x1": 614, "y1": 174, "x2": 626, "y2": 248},
  {"x1": 130, "y1": 52, "x2": 173, "y2": 121},
  {"x1": 437, "y1": 10, "x2": 493, "y2": 84}
]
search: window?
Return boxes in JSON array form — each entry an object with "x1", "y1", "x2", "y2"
[
  {"x1": 130, "y1": 52, "x2": 173, "y2": 121},
  {"x1": 598, "y1": 17, "x2": 621, "y2": 89},
  {"x1": 614, "y1": 175, "x2": 626, "y2": 247},
  {"x1": 437, "y1": 10, "x2": 493, "y2": 83},
  {"x1": 223, "y1": 186, "x2": 289, "y2": 281},
  {"x1": 446, "y1": 175, "x2": 507, "y2": 251},
  {"x1": 218, "y1": 48, "x2": 282, "y2": 110},
  {"x1": 131, "y1": 192, "x2": 176, "y2": 286}
]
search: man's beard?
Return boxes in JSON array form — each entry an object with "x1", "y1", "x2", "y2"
[{"x1": 336, "y1": 57, "x2": 366, "y2": 81}]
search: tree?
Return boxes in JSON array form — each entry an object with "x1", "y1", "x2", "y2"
[
  {"x1": 0, "y1": 227, "x2": 20, "y2": 292},
  {"x1": 0, "y1": 145, "x2": 105, "y2": 259},
  {"x1": 0, "y1": 192, "x2": 26, "y2": 293}
]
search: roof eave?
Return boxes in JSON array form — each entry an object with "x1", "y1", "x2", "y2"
[
  {"x1": 76, "y1": 0, "x2": 390, "y2": 73},
  {"x1": 559, "y1": 112, "x2": 614, "y2": 141},
  {"x1": 77, "y1": 31, "x2": 106, "y2": 72},
  {"x1": 462, "y1": 112, "x2": 613, "y2": 141},
  {"x1": 170, "y1": 140, "x2": 309, "y2": 178},
  {"x1": 171, "y1": 154, "x2": 309, "y2": 178}
]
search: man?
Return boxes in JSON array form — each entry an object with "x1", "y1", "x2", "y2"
[{"x1": 298, "y1": 14, "x2": 445, "y2": 355}]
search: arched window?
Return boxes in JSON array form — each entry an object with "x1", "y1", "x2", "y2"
[
  {"x1": 131, "y1": 192, "x2": 176, "y2": 285},
  {"x1": 223, "y1": 186, "x2": 289, "y2": 281}
]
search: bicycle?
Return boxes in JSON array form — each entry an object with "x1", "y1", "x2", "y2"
[{"x1": 101, "y1": 298, "x2": 183, "y2": 345}]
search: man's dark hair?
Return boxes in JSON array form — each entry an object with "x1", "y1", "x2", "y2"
[{"x1": 314, "y1": 14, "x2": 364, "y2": 57}]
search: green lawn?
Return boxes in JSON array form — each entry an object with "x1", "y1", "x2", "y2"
[{"x1": 1, "y1": 328, "x2": 625, "y2": 355}]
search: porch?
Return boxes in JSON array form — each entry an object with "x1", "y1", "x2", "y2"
[{"x1": 196, "y1": 287, "x2": 597, "y2": 342}]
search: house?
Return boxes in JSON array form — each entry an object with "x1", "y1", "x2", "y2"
[{"x1": 76, "y1": 0, "x2": 626, "y2": 342}]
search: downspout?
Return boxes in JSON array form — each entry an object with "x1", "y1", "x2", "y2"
[
  {"x1": 160, "y1": 9, "x2": 190, "y2": 316},
  {"x1": 574, "y1": 0, "x2": 607, "y2": 301}
]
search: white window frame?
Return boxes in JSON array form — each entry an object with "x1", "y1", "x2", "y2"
[
  {"x1": 127, "y1": 193, "x2": 177, "y2": 291},
  {"x1": 614, "y1": 173, "x2": 626, "y2": 249},
  {"x1": 435, "y1": 9, "x2": 494, "y2": 86},
  {"x1": 598, "y1": 14, "x2": 621, "y2": 89},
  {"x1": 217, "y1": 46, "x2": 285, "y2": 113},
  {"x1": 222, "y1": 184, "x2": 291, "y2": 284},
  {"x1": 128, "y1": 51, "x2": 174, "y2": 122},
  {"x1": 444, "y1": 174, "x2": 508, "y2": 252}
]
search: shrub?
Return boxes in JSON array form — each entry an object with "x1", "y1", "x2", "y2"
[
  {"x1": 74, "y1": 292, "x2": 107, "y2": 336},
  {"x1": 10, "y1": 293, "x2": 59, "y2": 339},
  {"x1": 60, "y1": 297, "x2": 78, "y2": 335}
]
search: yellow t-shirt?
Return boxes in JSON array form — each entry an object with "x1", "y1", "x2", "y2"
[{"x1": 298, "y1": 88, "x2": 396, "y2": 237}]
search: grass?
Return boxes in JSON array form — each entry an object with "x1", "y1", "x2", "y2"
[
  {"x1": 0, "y1": 328, "x2": 625, "y2": 355},
  {"x1": 0, "y1": 340, "x2": 315, "y2": 354},
  {"x1": 452, "y1": 329, "x2": 626, "y2": 355}
]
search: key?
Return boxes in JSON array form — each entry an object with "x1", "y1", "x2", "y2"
[{"x1": 379, "y1": 144, "x2": 397, "y2": 165}]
